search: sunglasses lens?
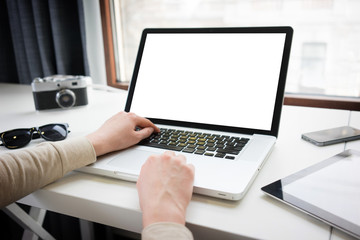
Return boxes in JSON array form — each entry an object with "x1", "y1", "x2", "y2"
[
  {"x1": 39, "y1": 124, "x2": 68, "y2": 141},
  {"x1": 2, "y1": 130, "x2": 31, "y2": 148}
]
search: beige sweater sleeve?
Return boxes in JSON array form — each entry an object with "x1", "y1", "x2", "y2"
[
  {"x1": 142, "y1": 222, "x2": 194, "y2": 240},
  {"x1": 0, "y1": 137, "x2": 96, "y2": 208}
]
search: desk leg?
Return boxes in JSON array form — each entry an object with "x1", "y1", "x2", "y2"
[
  {"x1": 22, "y1": 206, "x2": 47, "y2": 240},
  {"x1": 79, "y1": 219, "x2": 95, "y2": 240},
  {"x1": 2, "y1": 203, "x2": 55, "y2": 240}
]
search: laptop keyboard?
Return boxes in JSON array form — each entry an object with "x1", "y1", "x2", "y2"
[{"x1": 138, "y1": 128, "x2": 250, "y2": 160}]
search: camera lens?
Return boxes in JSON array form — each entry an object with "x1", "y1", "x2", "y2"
[{"x1": 56, "y1": 89, "x2": 76, "y2": 108}]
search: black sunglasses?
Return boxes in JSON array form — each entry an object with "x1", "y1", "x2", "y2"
[{"x1": 0, "y1": 123, "x2": 70, "y2": 149}]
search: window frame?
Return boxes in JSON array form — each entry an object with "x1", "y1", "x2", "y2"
[
  {"x1": 99, "y1": 0, "x2": 128, "y2": 90},
  {"x1": 99, "y1": 0, "x2": 360, "y2": 111}
]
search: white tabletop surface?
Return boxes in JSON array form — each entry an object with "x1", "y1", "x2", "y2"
[{"x1": 1, "y1": 83, "x2": 359, "y2": 240}]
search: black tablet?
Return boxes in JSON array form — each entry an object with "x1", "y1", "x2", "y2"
[{"x1": 262, "y1": 149, "x2": 360, "y2": 239}]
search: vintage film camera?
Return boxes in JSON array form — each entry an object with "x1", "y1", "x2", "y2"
[{"x1": 31, "y1": 75, "x2": 90, "y2": 110}]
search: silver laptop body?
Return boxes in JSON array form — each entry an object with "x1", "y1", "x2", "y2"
[{"x1": 78, "y1": 27, "x2": 293, "y2": 201}]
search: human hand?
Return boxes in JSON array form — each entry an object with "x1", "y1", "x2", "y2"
[
  {"x1": 86, "y1": 111, "x2": 160, "y2": 156},
  {"x1": 137, "y1": 151, "x2": 195, "y2": 228}
]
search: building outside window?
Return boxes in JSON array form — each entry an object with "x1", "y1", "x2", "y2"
[{"x1": 110, "y1": 0, "x2": 360, "y2": 99}]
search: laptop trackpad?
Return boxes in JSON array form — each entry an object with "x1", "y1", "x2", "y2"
[{"x1": 106, "y1": 148, "x2": 154, "y2": 173}]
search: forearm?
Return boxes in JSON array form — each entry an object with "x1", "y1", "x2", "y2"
[{"x1": 0, "y1": 137, "x2": 96, "y2": 208}]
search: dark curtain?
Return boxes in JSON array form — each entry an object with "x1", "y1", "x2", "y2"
[
  {"x1": 0, "y1": 0, "x2": 91, "y2": 238},
  {"x1": 0, "y1": 0, "x2": 89, "y2": 84}
]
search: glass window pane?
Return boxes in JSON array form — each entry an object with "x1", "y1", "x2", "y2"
[{"x1": 113, "y1": 0, "x2": 360, "y2": 98}]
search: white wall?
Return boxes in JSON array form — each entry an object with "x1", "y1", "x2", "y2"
[{"x1": 83, "y1": 0, "x2": 107, "y2": 85}]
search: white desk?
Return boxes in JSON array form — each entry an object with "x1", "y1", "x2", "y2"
[{"x1": 0, "y1": 83, "x2": 358, "y2": 240}]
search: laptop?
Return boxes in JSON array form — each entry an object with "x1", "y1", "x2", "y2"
[{"x1": 78, "y1": 27, "x2": 293, "y2": 201}]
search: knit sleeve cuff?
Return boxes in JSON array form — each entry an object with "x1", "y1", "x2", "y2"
[{"x1": 142, "y1": 222, "x2": 193, "y2": 240}]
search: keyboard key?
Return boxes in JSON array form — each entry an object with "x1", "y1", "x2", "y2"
[
  {"x1": 140, "y1": 142, "x2": 184, "y2": 151},
  {"x1": 217, "y1": 149, "x2": 240, "y2": 155},
  {"x1": 194, "y1": 150, "x2": 205, "y2": 155},
  {"x1": 215, "y1": 153, "x2": 225, "y2": 158},
  {"x1": 206, "y1": 147, "x2": 216, "y2": 152},
  {"x1": 182, "y1": 148, "x2": 196, "y2": 153}
]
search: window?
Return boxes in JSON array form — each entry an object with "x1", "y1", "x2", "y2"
[{"x1": 100, "y1": 0, "x2": 360, "y2": 110}]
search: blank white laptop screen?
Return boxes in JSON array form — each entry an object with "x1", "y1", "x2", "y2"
[{"x1": 130, "y1": 33, "x2": 286, "y2": 131}]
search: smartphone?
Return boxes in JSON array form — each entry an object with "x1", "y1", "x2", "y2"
[{"x1": 301, "y1": 126, "x2": 360, "y2": 146}]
